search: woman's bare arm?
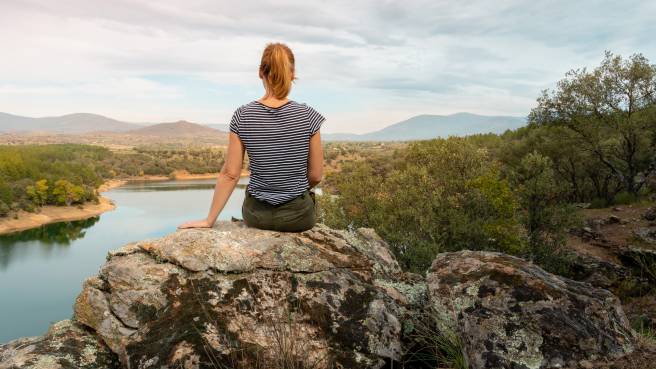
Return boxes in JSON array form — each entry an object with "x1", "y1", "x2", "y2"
[
  {"x1": 178, "y1": 132, "x2": 245, "y2": 229},
  {"x1": 307, "y1": 131, "x2": 323, "y2": 188}
]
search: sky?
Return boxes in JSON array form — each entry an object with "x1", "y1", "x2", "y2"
[{"x1": 0, "y1": 0, "x2": 654, "y2": 133}]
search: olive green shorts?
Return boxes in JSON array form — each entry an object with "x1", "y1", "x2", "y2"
[{"x1": 242, "y1": 190, "x2": 316, "y2": 232}]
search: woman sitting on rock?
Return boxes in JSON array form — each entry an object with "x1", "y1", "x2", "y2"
[{"x1": 178, "y1": 42, "x2": 325, "y2": 232}]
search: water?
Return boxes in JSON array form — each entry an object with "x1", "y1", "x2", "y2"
[{"x1": 0, "y1": 178, "x2": 248, "y2": 343}]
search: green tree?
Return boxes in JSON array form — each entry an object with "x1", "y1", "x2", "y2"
[
  {"x1": 52, "y1": 179, "x2": 84, "y2": 206},
  {"x1": 322, "y1": 138, "x2": 524, "y2": 272},
  {"x1": 0, "y1": 200, "x2": 9, "y2": 217},
  {"x1": 26, "y1": 179, "x2": 49, "y2": 207},
  {"x1": 511, "y1": 152, "x2": 578, "y2": 275},
  {"x1": 530, "y1": 51, "x2": 656, "y2": 196}
]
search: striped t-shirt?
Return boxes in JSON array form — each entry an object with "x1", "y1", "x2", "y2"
[{"x1": 229, "y1": 100, "x2": 325, "y2": 205}]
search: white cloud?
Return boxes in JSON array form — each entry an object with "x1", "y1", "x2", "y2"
[{"x1": 0, "y1": 0, "x2": 653, "y2": 132}]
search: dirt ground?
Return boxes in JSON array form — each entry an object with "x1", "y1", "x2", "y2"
[
  {"x1": 0, "y1": 196, "x2": 116, "y2": 235},
  {"x1": 566, "y1": 202, "x2": 656, "y2": 369}
]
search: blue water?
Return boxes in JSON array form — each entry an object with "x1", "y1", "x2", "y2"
[{"x1": 0, "y1": 178, "x2": 247, "y2": 343}]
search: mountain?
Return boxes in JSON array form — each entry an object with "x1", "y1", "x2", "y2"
[
  {"x1": 322, "y1": 113, "x2": 526, "y2": 141},
  {"x1": 0, "y1": 112, "x2": 140, "y2": 134},
  {"x1": 127, "y1": 121, "x2": 225, "y2": 138},
  {"x1": 204, "y1": 124, "x2": 229, "y2": 132}
]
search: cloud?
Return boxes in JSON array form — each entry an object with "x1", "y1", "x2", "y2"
[{"x1": 0, "y1": 0, "x2": 653, "y2": 132}]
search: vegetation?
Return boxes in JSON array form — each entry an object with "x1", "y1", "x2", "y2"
[
  {"x1": 0, "y1": 144, "x2": 226, "y2": 217},
  {"x1": 319, "y1": 52, "x2": 655, "y2": 275},
  {"x1": 0, "y1": 145, "x2": 106, "y2": 214},
  {"x1": 404, "y1": 310, "x2": 468, "y2": 369},
  {"x1": 107, "y1": 146, "x2": 225, "y2": 177}
]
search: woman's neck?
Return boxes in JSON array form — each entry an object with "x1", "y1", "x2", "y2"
[{"x1": 258, "y1": 93, "x2": 289, "y2": 108}]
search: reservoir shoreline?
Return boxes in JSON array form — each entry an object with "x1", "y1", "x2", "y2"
[
  {"x1": 0, "y1": 196, "x2": 116, "y2": 235},
  {"x1": 0, "y1": 171, "x2": 250, "y2": 236}
]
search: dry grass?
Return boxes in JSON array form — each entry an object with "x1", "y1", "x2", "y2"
[
  {"x1": 402, "y1": 309, "x2": 468, "y2": 369},
  {"x1": 189, "y1": 279, "x2": 332, "y2": 369}
]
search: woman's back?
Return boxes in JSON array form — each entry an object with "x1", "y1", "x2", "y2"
[
  {"x1": 231, "y1": 100, "x2": 324, "y2": 205},
  {"x1": 179, "y1": 42, "x2": 323, "y2": 233}
]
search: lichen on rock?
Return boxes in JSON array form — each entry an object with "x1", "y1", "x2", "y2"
[
  {"x1": 426, "y1": 250, "x2": 637, "y2": 369},
  {"x1": 72, "y1": 221, "x2": 409, "y2": 369},
  {"x1": 0, "y1": 319, "x2": 119, "y2": 369},
  {"x1": 0, "y1": 222, "x2": 642, "y2": 369}
]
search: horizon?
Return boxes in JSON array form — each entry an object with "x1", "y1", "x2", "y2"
[
  {"x1": 0, "y1": 110, "x2": 528, "y2": 135},
  {"x1": 1, "y1": 1, "x2": 654, "y2": 133}
]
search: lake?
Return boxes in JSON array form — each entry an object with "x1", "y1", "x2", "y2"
[{"x1": 0, "y1": 178, "x2": 248, "y2": 343}]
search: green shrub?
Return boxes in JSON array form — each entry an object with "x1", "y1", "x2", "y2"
[
  {"x1": 322, "y1": 137, "x2": 524, "y2": 272},
  {"x1": 0, "y1": 200, "x2": 10, "y2": 217},
  {"x1": 613, "y1": 191, "x2": 638, "y2": 205}
]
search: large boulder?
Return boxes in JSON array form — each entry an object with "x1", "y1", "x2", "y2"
[
  {"x1": 0, "y1": 320, "x2": 120, "y2": 369},
  {"x1": 72, "y1": 221, "x2": 416, "y2": 369},
  {"x1": 426, "y1": 251, "x2": 636, "y2": 369},
  {"x1": 1, "y1": 222, "x2": 643, "y2": 369}
]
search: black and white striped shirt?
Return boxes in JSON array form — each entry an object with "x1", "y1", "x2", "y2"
[{"x1": 229, "y1": 100, "x2": 325, "y2": 205}]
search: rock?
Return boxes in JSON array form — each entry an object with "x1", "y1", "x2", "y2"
[
  {"x1": 2, "y1": 222, "x2": 643, "y2": 369},
  {"x1": 571, "y1": 225, "x2": 603, "y2": 241},
  {"x1": 578, "y1": 359, "x2": 594, "y2": 369},
  {"x1": 644, "y1": 207, "x2": 656, "y2": 222},
  {"x1": 633, "y1": 227, "x2": 656, "y2": 244},
  {"x1": 607, "y1": 215, "x2": 621, "y2": 224},
  {"x1": 619, "y1": 246, "x2": 656, "y2": 282},
  {"x1": 426, "y1": 251, "x2": 636, "y2": 369},
  {"x1": 570, "y1": 255, "x2": 633, "y2": 291},
  {"x1": 71, "y1": 221, "x2": 412, "y2": 369},
  {"x1": 0, "y1": 320, "x2": 120, "y2": 369}
]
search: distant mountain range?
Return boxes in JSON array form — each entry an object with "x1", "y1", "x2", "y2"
[
  {"x1": 0, "y1": 112, "x2": 526, "y2": 141},
  {"x1": 0, "y1": 112, "x2": 141, "y2": 133},
  {"x1": 321, "y1": 113, "x2": 526, "y2": 141},
  {"x1": 129, "y1": 121, "x2": 224, "y2": 138}
]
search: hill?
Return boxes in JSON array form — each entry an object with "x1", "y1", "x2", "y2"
[
  {"x1": 323, "y1": 112, "x2": 526, "y2": 141},
  {"x1": 0, "y1": 112, "x2": 140, "y2": 134},
  {"x1": 127, "y1": 121, "x2": 225, "y2": 138},
  {"x1": 204, "y1": 124, "x2": 229, "y2": 132}
]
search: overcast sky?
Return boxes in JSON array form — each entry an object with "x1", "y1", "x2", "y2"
[{"x1": 1, "y1": 0, "x2": 654, "y2": 133}]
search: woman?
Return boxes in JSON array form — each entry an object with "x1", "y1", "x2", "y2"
[{"x1": 178, "y1": 42, "x2": 325, "y2": 232}]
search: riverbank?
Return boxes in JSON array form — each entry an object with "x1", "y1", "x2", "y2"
[
  {"x1": 0, "y1": 171, "x2": 251, "y2": 236},
  {"x1": 98, "y1": 170, "x2": 250, "y2": 192},
  {"x1": 0, "y1": 196, "x2": 116, "y2": 235}
]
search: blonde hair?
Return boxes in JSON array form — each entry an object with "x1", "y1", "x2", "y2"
[{"x1": 259, "y1": 43, "x2": 295, "y2": 99}]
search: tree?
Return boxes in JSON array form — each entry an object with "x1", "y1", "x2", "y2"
[
  {"x1": 530, "y1": 51, "x2": 656, "y2": 196},
  {"x1": 26, "y1": 179, "x2": 49, "y2": 207},
  {"x1": 321, "y1": 138, "x2": 524, "y2": 272},
  {"x1": 0, "y1": 200, "x2": 9, "y2": 217},
  {"x1": 52, "y1": 179, "x2": 84, "y2": 206},
  {"x1": 511, "y1": 152, "x2": 578, "y2": 275}
]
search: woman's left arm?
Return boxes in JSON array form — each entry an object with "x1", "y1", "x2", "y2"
[{"x1": 178, "y1": 132, "x2": 245, "y2": 229}]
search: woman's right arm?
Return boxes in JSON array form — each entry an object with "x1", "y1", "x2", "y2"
[
  {"x1": 178, "y1": 132, "x2": 245, "y2": 229},
  {"x1": 307, "y1": 131, "x2": 323, "y2": 187}
]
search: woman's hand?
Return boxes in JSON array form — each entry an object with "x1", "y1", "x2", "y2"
[{"x1": 177, "y1": 219, "x2": 213, "y2": 229}]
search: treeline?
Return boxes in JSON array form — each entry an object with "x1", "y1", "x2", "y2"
[
  {"x1": 0, "y1": 145, "x2": 226, "y2": 217},
  {"x1": 319, "y1": 51, "x2": 656, "y2": 275},
  {"x1": 105, "y1": 147, "x2": 225, "y2": 177},
  {"x1": 0, "y1": 145, "x2": 107, "y2": 216}
]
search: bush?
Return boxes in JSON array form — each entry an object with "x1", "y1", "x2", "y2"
[
  {"x1": 0, "y1": 200, "x2": 10, "y2": 217},
  {"x1": 613, "y1": 191, "x2": 638, "y2": 205},
  {"x1": 511, "y1": 152, "x2": 579, "y2": 276},
  {"x1": 322, "y1": 137, "x2": 524, "y2": 272}
]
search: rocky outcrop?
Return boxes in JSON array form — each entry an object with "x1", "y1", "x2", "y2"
[
  {"x1": 427, "y1": 251, "x2": 636, "y2": 369},
  {"x1": 644, "y1": 207, "x2": 656, "y2": 222},
  {"x1": 72, "y1": 221, "x2": 415, "y2": 369},
  {"x1": 0, "y1": 320, "x2": 120, "y2": 369},
  {"x1": 0, "y1": 222, "x2": 641, "y2": 369}
]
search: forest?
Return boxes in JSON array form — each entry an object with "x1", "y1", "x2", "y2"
[
  {"x1": 319, "y1": 52, "x2": 656, "y2": 276},
  {"x1": 0, "y1": 145, "x2": 225, "y2": 217}
]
